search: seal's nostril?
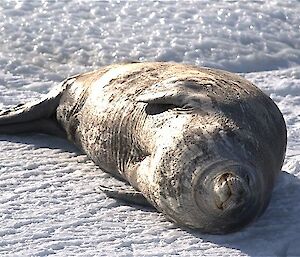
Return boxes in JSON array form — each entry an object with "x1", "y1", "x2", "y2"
[
  {"x1": 213, "y1": 172, "x2": 248, "y2": 210},
  {"x1": 213, "y1": 173, "x2": 232, "y2": 209},
  {"x1": 245, "y1": 174, "x2": 250, "y2": 186}
]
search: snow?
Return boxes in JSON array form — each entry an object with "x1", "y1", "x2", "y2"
[{"x1": 0, "y1": 0, "x2": 299, "y2": 256}]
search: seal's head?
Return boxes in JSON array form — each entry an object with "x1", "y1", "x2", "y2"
[
  {"x1": 145, "y1": 134, "x2": 267, "y2": 234},
  {"x1": 133, "y1": 70, "x2": 286, "y2": 234}
]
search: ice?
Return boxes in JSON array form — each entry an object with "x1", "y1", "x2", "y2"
[{"x1": 0, "y1": 1, "x2": 300, "y2": 256}]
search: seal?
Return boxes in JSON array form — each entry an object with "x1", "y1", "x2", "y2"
[{"x1": 0, "y1": 62, "x2": 287, "y2": 234}]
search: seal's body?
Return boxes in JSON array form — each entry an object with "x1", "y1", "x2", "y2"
[{"x1": 0, "y1": 62, "x2": 287, "y2": 234}]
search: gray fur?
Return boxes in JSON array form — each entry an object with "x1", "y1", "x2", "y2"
[{"x1": 0, "y1": 62, "x2": 287, "y2": 234}]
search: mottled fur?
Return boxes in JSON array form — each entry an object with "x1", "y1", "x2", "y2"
[{"x1": 0, "y1": 62, "x2": 286, "y2": 234}]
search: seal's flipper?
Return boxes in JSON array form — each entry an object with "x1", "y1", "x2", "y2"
[
  {"x1": 0, "y1": 76, "x2": 78, "y2": 137},
  {"x1": 0, "y1": 118, "x2": 67, "y2": 137},
  {"x1": 96, "y1": 184, "x2": 152, "y2": 207}
]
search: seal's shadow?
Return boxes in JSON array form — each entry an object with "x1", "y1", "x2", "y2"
[{"x1": 0, "y1": 133, "x2": 80, "y2": 153}]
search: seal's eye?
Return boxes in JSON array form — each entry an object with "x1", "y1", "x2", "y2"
[
  {"x1": 145, "y1": 103, "x2": 176, "y2": 115},
  {"x1": 137, "y1": 91, "x2": 194, "y2": 115}
]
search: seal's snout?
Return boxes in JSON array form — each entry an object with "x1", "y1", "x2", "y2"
[
  {"x1": 190, "y1": 162, "x2": 264, "y2": 233},
  {"x1": 213, "y1": 172, "x2": 250, "y2": 211}
]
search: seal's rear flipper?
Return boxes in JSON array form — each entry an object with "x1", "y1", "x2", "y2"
[
  {"x1": 96, "y1": 184, "x2": 152, "y2": 207},
  {"x1": 0, "y1": 77, "x2": 77, "y2": 137},
  {"x1": 0, "y1": 117, "x2": 67, "y2": 137}
]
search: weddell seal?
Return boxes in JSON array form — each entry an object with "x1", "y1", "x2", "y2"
[{"x1": 0, "y1": 62, "x2": 286, "y2": 234}]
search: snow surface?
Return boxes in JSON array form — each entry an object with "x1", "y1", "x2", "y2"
[{"x1": 0, "y1": 1, "x2": 300, "y2": 256}]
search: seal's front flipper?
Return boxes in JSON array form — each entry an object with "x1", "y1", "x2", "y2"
[{"x1": 96, "y1": 184, "x2": 152, "y2": 207}]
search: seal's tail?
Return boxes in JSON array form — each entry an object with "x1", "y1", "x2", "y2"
[{"x1": 0, "y1": 77, "x2": 76, "y2": 137}]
